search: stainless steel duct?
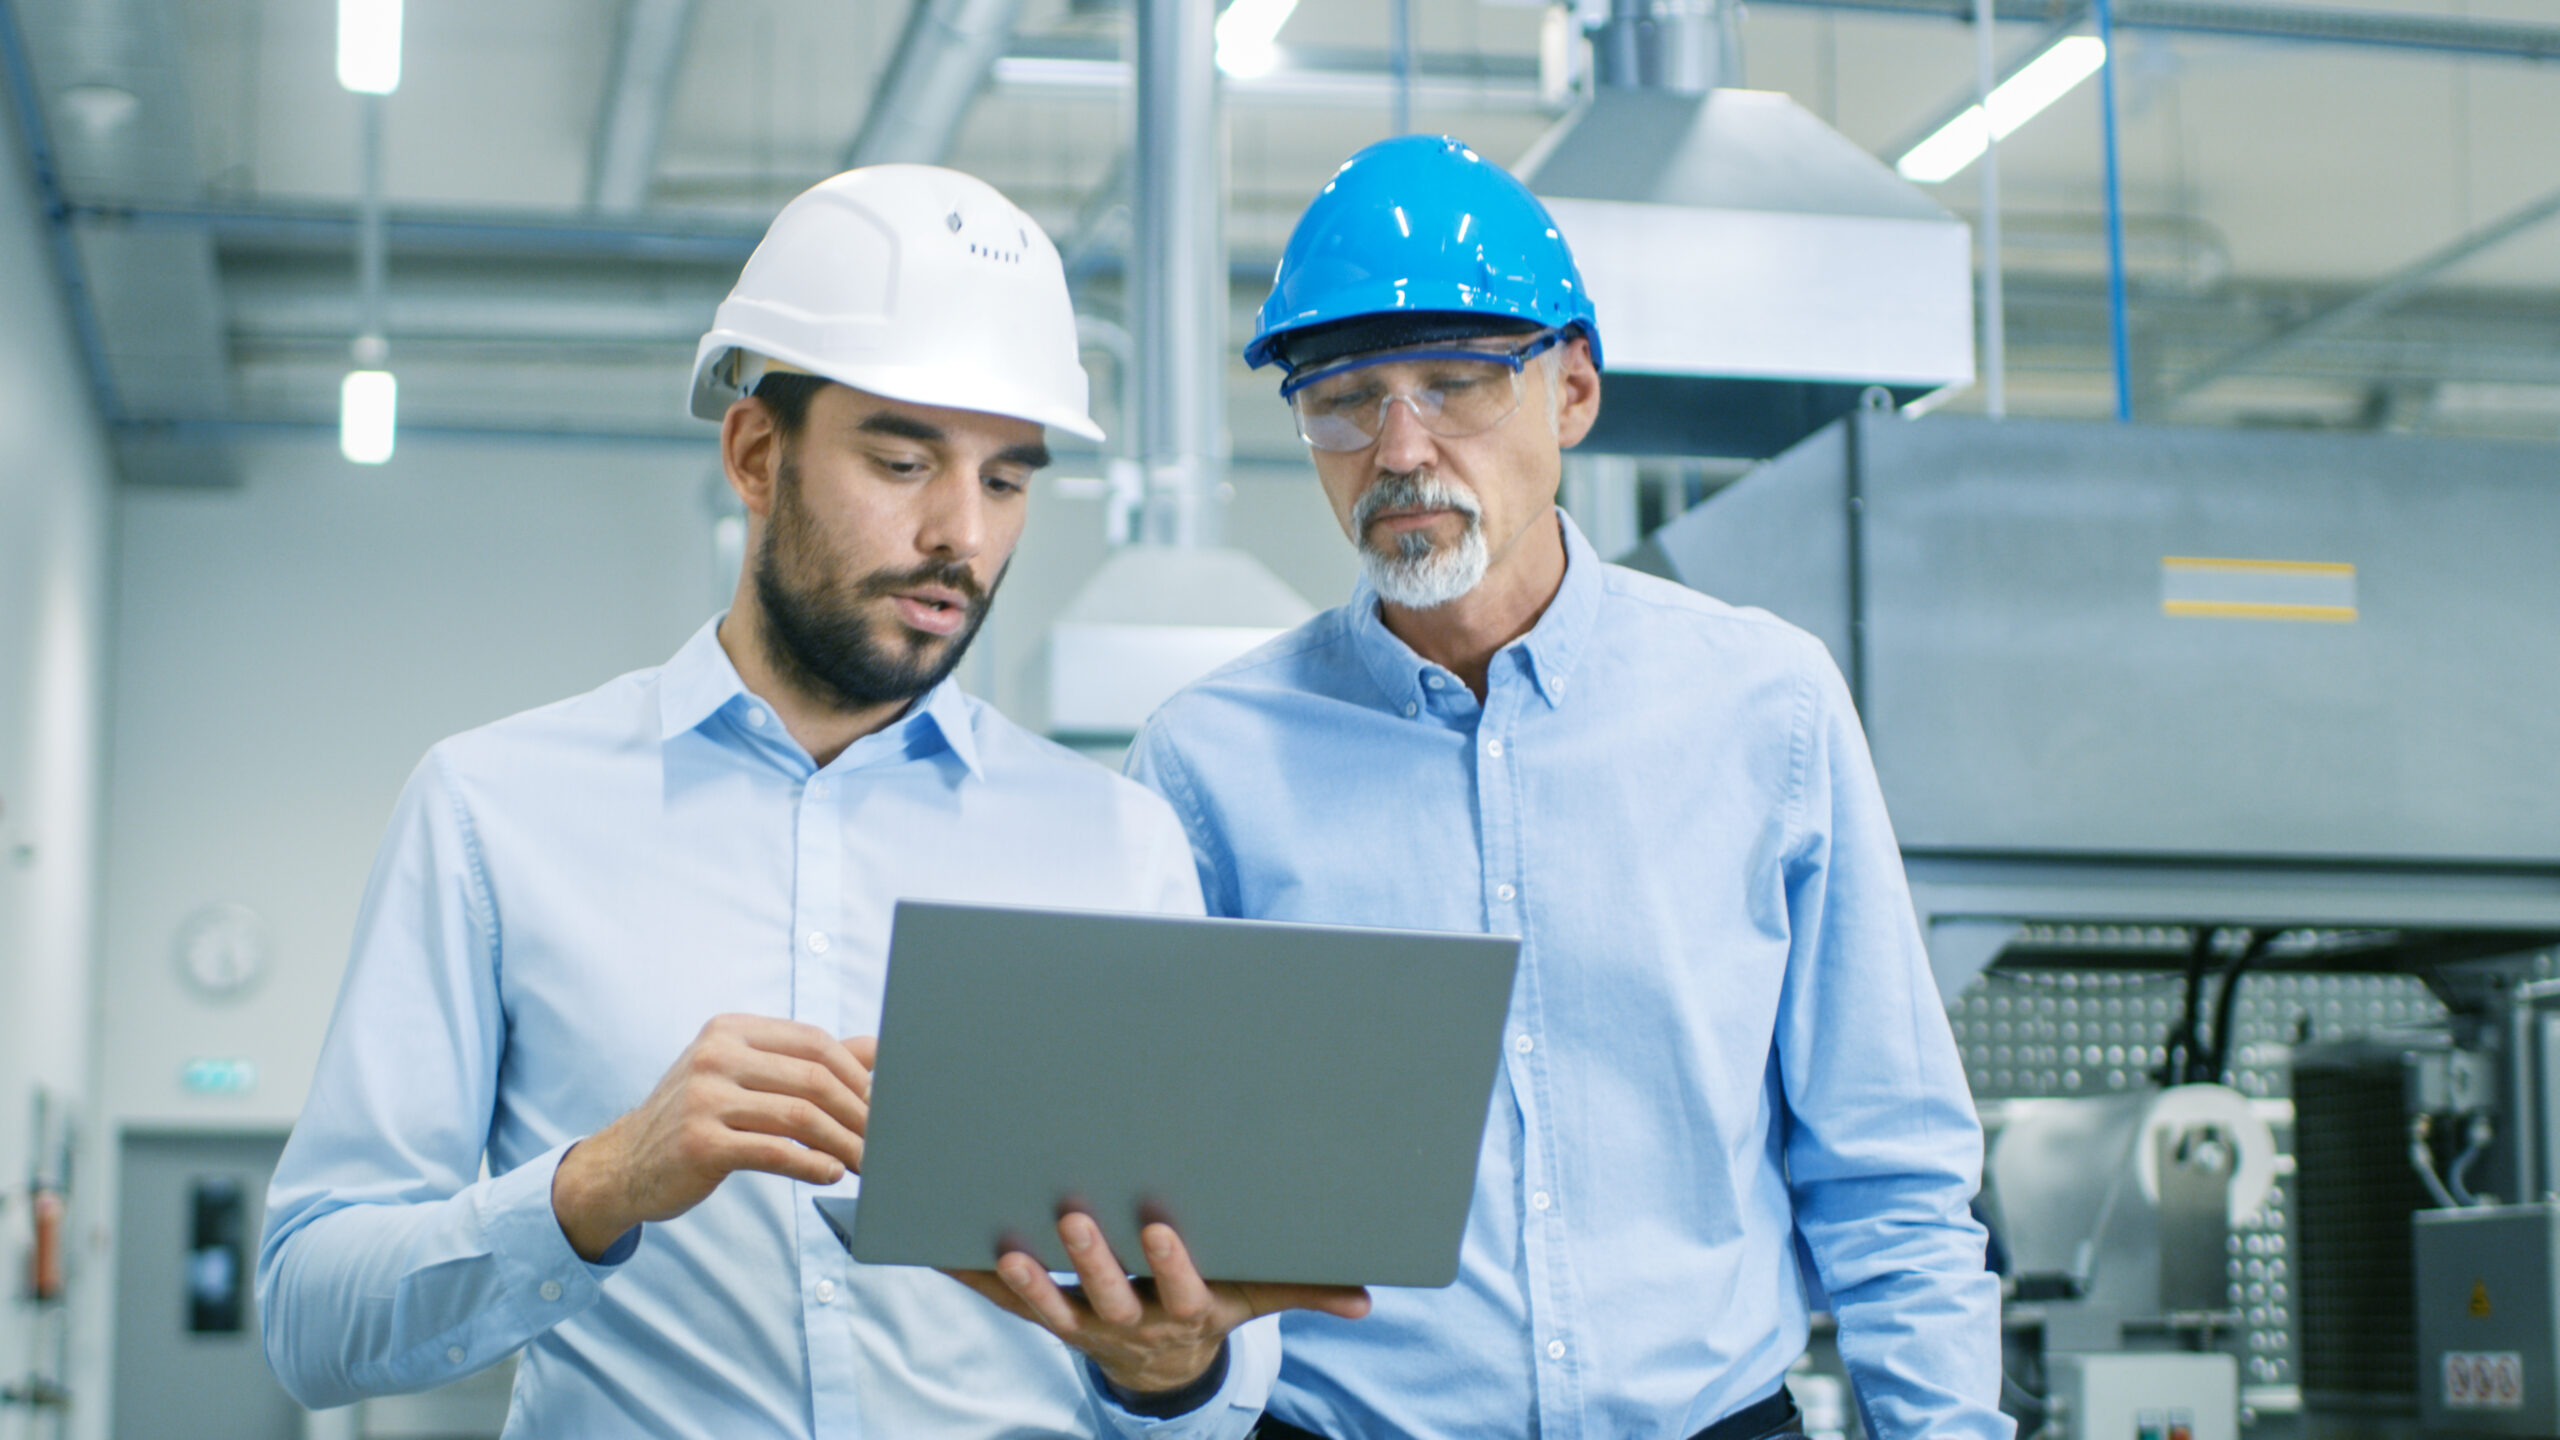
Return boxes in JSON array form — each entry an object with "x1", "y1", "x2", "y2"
[
  {"x1": 1131, "y1": 0, "x2": 1221, "y2": 545},
  {"x1": 1033, "y1": 0, "x2": 1313, "y2": 748},
  {"x1": 586, "y1": 0, "x2": 698, "y2": 213},
  {"x1": 842, "y1": 0, "x2": 1026, "y2": 170},
  {"x1": 1592, "y1": 0, "x2": 1738, "y2": 93}
]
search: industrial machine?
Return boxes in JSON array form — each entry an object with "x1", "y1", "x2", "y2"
[{"x1": 1641, "y1": 413, "x2": 2560, "y2": 1438}]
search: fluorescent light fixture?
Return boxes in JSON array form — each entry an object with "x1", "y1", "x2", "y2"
[
  {"x1": 1896, "y1": 35, "x2": 2108, "y2": 184},
  {"x1": 340, "y1": 370, "x2": 397, "y2": 464},
  {"x1": 337, "y1": 0, "x2": 403, "y2": 94},
  {"x1": 1216, "y1": 0, "x2": 1300, "y2": 79}
]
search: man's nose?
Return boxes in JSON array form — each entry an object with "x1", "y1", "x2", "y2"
[
  {"x1": 916, "y1": 470, "x2": 987, "y2": 560},
  {"x1": 1371, "y1": 393, "x2": 1438, "y2": 472}
]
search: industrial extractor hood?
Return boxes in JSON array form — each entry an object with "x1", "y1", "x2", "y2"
[{"x1": 1515, "y1": 9, "x2": 1975, "y2": 458}]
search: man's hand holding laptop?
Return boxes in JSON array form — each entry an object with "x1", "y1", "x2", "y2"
[{"x1": 949, "y1": 1210, "x2": 1371, "y2": 1396}]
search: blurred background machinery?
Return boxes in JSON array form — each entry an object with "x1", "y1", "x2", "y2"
[{"x1": 1649, "y1": 413, "x2": 2560, "y2": 1440}]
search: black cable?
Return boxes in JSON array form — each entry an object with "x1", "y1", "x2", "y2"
[
  {"x1": 2160, "y1": 926, "x2": 2216, "y2": 1087},
  {"x1": 2206, "y1": 929, "x2": 2279, "y2": 1084}
]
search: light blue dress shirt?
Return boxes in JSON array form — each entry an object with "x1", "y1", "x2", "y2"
[
  {"x1": 1128, "y1": 513, "x2": 2007, "y2": 1440},
  {"x1": 261, "y1": 618, "x2": 1278, "y2": 1440}
]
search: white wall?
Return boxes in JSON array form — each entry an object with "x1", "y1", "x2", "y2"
[
  {"x1": 96, "y1": 435, "x2": 723, "y2": 1131},
  {"x1": 0, "y1": 84, "x2": 114, "y2": 1440}
]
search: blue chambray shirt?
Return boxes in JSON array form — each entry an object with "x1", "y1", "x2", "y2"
[
  {"x1": 260, "y1": 618, "x2": 1278, "y2": 1440},
  {"x1": 1127, "y1": 512, "x2": 2008, "y2": 1440}
]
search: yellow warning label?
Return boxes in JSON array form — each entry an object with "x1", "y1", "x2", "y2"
[
  {"x1": 2472, "y1": 1281, "x2": 2493, "y2": 1318},
  {"x1": 2160, "y1": 556, "x2": 2359, "y2": 623}
]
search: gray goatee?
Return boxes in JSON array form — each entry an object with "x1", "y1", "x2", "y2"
[{"x1": 1351, "y1": 472, "x2": 1488, "y2": 610}]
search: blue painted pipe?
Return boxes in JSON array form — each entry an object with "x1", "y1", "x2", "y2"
[{"x1": 2095, "y1": 0, "x2": 2134, "y2": 423}]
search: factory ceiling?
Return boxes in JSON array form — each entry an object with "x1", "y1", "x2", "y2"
[{"x1": 9, "y1": 0, "x2": 2560, "y2": 475}]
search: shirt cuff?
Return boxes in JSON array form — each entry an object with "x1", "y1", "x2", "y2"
[
  {"x1": 475, "y1": 1139, "x2": 638, "y2": 1329},
  {"x1": 1085, "y1": 1315, "x2": 1278, "y2": 1440},
  {"x1": 1093, "y1": 1341, "x2": 1229, "y2": 1418}
]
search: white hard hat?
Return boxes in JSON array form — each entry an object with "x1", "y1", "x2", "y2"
[{"x1": 689, "y1": 165, "x2": 1104, "y2": 442}]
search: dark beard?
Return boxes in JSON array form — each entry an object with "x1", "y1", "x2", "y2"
[{"x1": 752, "y1": 454, "x2": 1000, "y2": 713}]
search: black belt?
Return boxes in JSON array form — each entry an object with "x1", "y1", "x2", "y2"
[{"x1": 1254, "y1": 1383, "x2": 1801, "y2": 1440}]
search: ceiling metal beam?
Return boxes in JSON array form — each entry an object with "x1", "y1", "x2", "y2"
[
  {"x1": 843, "y1": 0, "x2": 1025, "y2": 170},
  {"x1": 1753, "y1": 0, "x2": 2560, "y2": 62},
  {"x1": 586, "y1": 0, "x2": 699, "y2": 213},
  {"x1": 2167, "y1": 183, "x2": 2560, "y2": 405}
]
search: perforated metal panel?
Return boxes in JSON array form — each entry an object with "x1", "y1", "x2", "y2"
[{"x1": 1948, "y1": 963, "x2": 2542, "y2": 1392}]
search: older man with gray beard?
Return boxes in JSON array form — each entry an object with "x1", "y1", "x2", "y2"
[{"x1": 1125, "y1": 136, "x2": 2005, "y2": 1440}]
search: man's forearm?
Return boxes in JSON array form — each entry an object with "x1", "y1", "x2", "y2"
[{"x1": 260, "y1": 1141, "x2": 623, "y2": 1409}]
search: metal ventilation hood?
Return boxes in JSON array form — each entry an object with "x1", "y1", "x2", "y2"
[{"x1": 1516, "y1": 82, "x2": 1975, "y2": 458}]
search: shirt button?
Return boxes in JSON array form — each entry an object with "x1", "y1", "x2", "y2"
[
  {"x1": 808, "y1": 778, "x2": 827, "y2": 799},
  {"x1": 747, "y1": 706, "x2": 769, "y2": 727},
  {"x1": 807, "y1": 931, "x2": 831, "y2": 954},
  {"x1": 1547, "y1": 1340, "x2": 1567, "y2": 1360},
  {"x1": 1426, "y1": 675, "x2": 1445, "y2": 690},
  {"x1": 1532, "y1": 1191, "x2": 1552, "y2": 1211},
  {"x1": 538, "y1": 1280, "x2": 563, "y2": 1302},
  {"x1": 1514, "y1": 1033, "x2": 1534, "y2": 1055},
  {"x1": 1402, "y1": 701, "x2": 1418, "y2": 717},
  {"x1": 1496, "y1": 883, "x2": 1516, "y2": 902},
  {"x1": 1485, "y1": 738, "x2": 1504, "y2": 758},
  {"x1": 815, "y1": 1279, "x2": 837, "y2": 1304},
  {"x1": 446, "y1": 1345, "x2": 466, "y2": 1365}
]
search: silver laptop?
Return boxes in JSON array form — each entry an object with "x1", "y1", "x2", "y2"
[{"x1": 815, "y1": 900, "x2": 1520, "y2": 1288}]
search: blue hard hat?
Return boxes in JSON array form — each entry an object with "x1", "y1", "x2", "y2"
[{"x1": 1245, "y1": 134, "x2": 1603, "y2": 374}]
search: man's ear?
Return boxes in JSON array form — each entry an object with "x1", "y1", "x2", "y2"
[
  {"x1": 1553, "y1": 338, "x2": 1603, "y2": 450},
  {"x1": 722, "y1": 397, "x2": 782, "y2": 520}
]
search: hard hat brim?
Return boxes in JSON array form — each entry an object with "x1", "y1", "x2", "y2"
[{"x1": 690, "y1": 334, "x2": 1107, "y2": 444}]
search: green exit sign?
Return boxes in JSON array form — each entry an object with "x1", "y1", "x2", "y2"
[{"x1": 180, "y1": 1059, "x2": 258, "y2": 1096}]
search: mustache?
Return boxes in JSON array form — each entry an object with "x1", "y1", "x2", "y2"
[
  {"x1": 855, "y1": 559, "x2": 988, "y2": 606},
  {"x1": 1352, "y1": 471, "x2": 1482, "y2": 534}
]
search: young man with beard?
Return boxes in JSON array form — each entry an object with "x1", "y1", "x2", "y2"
[
  {"x1": 259, "y1": 166, "x2": 1353, "y2": 1440},
  {"x1": 1127, "y1": 137, "x2": 2006, "y2": 1440}
]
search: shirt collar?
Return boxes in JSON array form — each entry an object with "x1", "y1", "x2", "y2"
[
  {"x1": 1348, "y1": 506, "x2": 1603, "y2": 715},
  {"x1": 657, "y1": 617, "x2": 744, "y2": 741},
  {"x1": 655, "y1": 615, "x2": 984, "y2": 778}
]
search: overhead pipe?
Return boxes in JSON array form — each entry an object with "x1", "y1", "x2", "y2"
[
  {"x1": 2094, "y1": 0, "x2": 2132, "y2": 421},
  {"x1": 356, "y1": 95, "x2": 388, "y2": 360},
  {"x1": 1389, "y1": 0, "x2": 1415, "y2": 134},
  {"x1": 843, "y1": 0, "x2": 1026, "y2": 169},
  {"x1": 0, "y1": 0, "x2": 125, "y2": 421},
  {"x1": 586, "y1": 0, "x2": 698, "y2": 212},
  {"x1": 1132, "y1": 0, "x2": 1224, "y2": 547},
  {"x1": 1752, "y1": 0, "x2": 2560, "y2": 63},
  {"x1": 1973, "y1": 0, "x2": 2005, "y2": 417}
]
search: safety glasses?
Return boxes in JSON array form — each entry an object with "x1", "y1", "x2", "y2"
[{"x1": 1281, "y1": 328, "x2": 1565, "y2": 453}]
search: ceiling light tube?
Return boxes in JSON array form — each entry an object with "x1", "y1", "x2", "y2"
[
  {"x1": 338, "y1": 0, "x2": 404, "y2": 95},
  {"x1": 341, "y1": 370, "x2": 397, "y2": 464},
  {"x1": 1216, "y1": 0, "x2": 1300, "y2": 79},
  {"x1": 1897, "y1": 35, "x2": 2107, "y2": 184}
]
